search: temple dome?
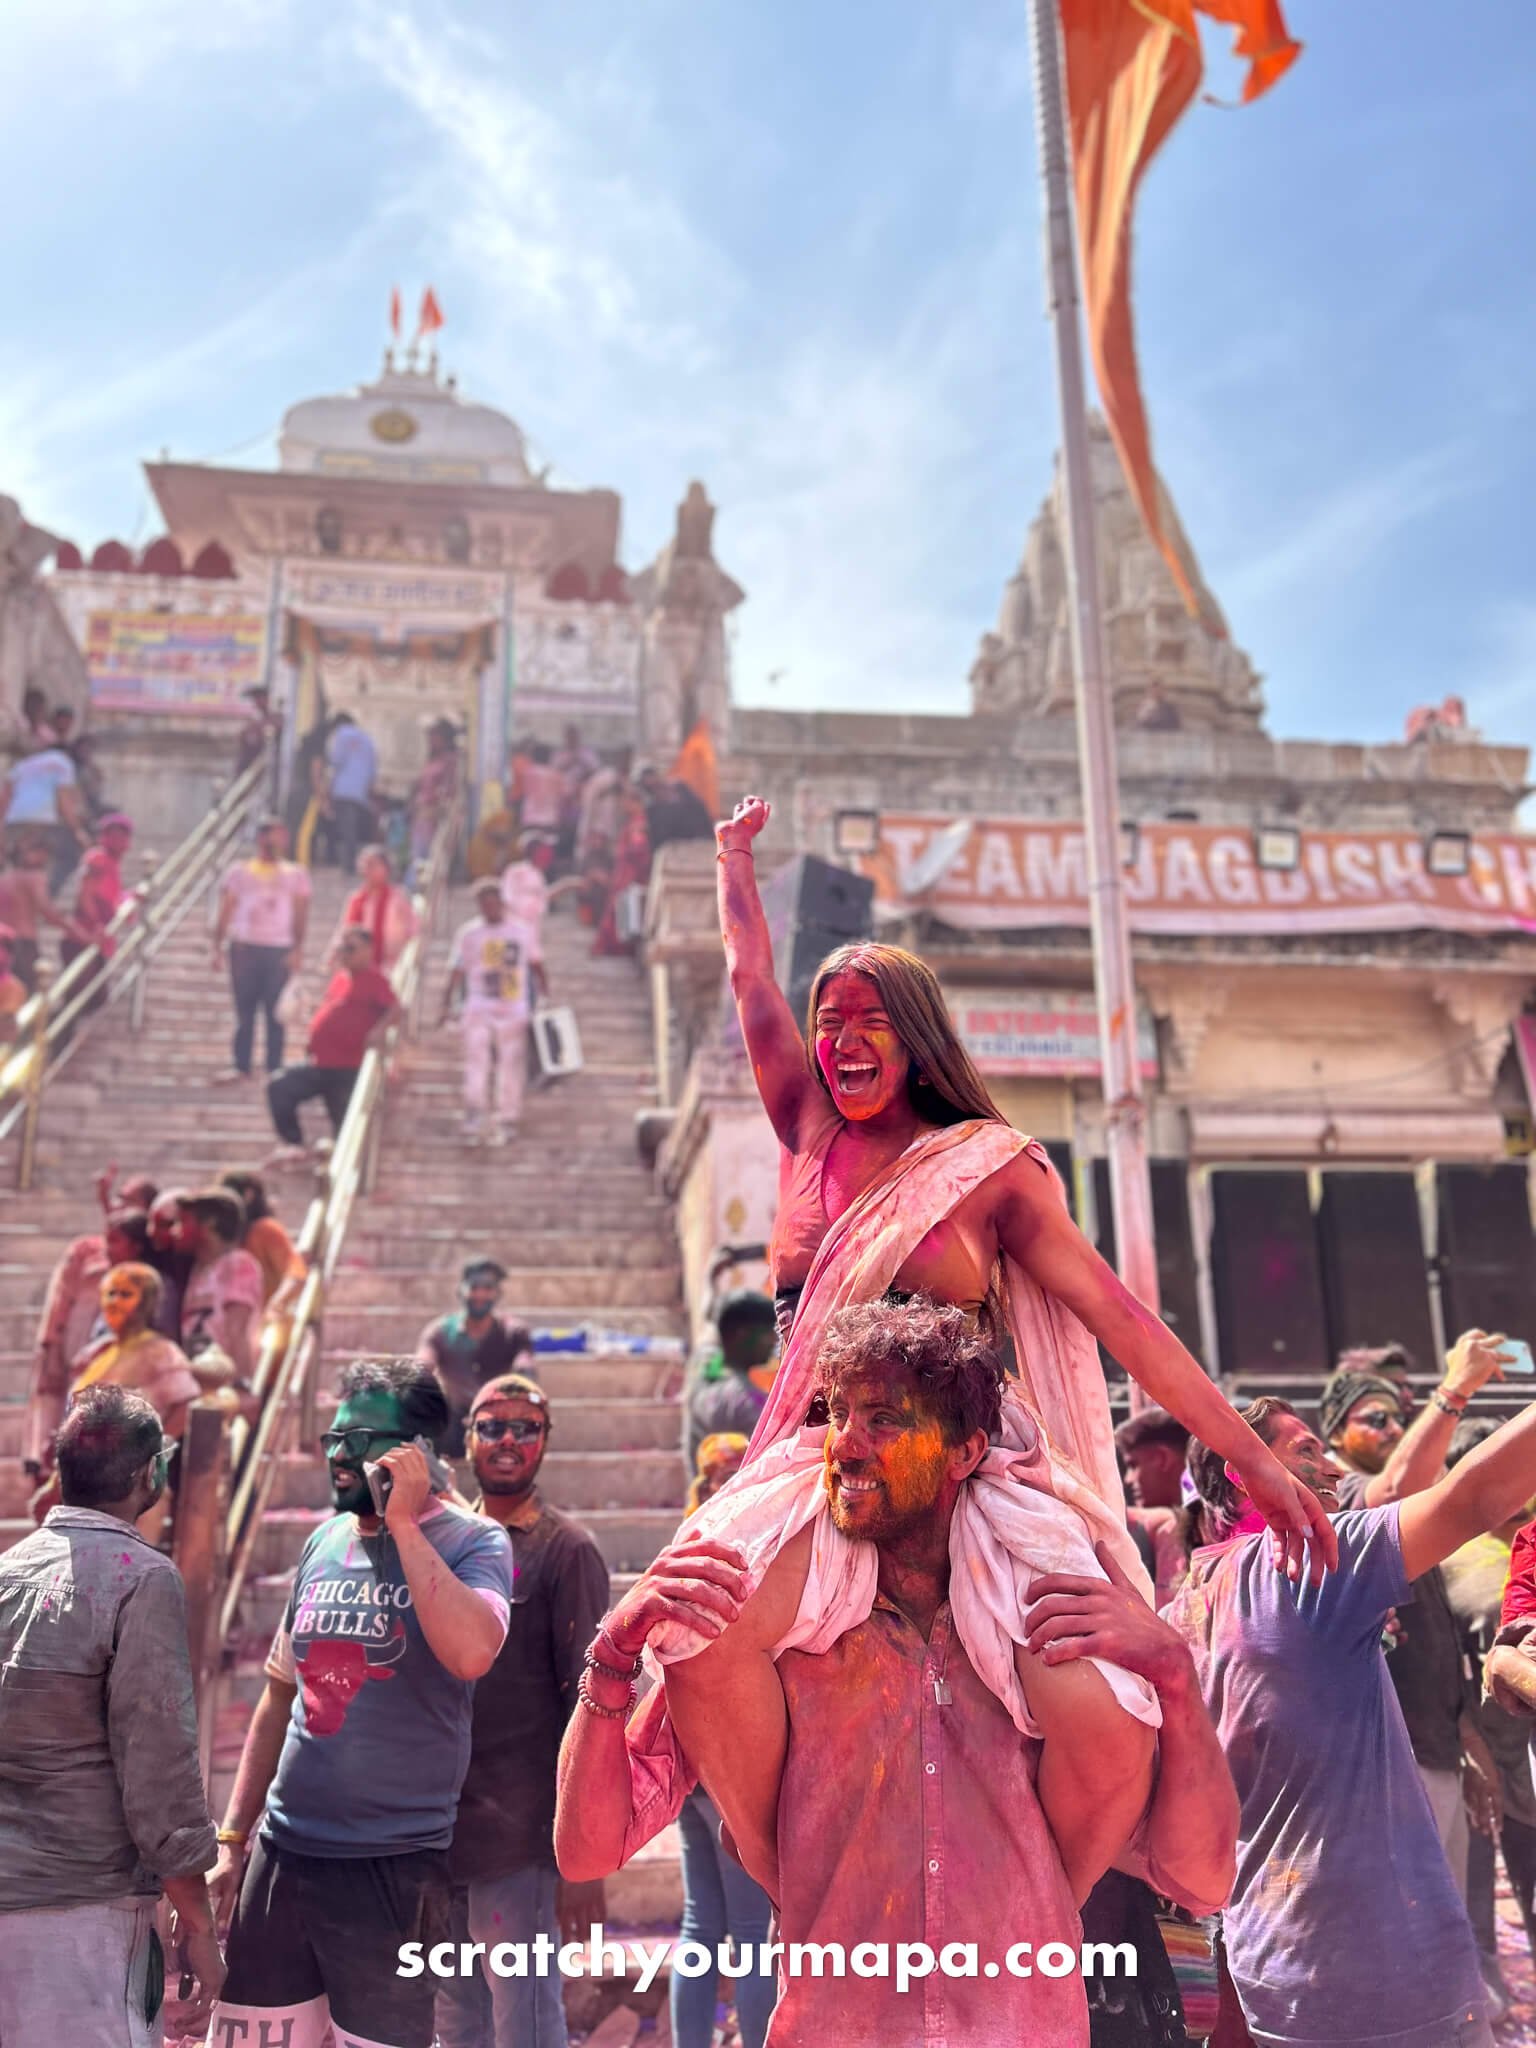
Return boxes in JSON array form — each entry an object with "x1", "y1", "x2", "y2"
[{"x1": 277, "y1": 358, "x2": 536, "y2": 488}]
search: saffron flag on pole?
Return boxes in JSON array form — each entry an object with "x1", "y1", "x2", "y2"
[
  {"x1": 418, "y1": 286, "x2": 445, "y2": 338},
  {"x1": 1058, "y1": 0, "x2": 1300, "y2": 618},
  {"x1": 389, "y1": 286, "x2": 402, "y2": 338},
  {"x1": 669, "y1": 719, "x2": 720, "y2": 823}
]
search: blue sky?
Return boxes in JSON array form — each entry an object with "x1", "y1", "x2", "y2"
[{"x1": 3, "y1": 1, "x2": 1533, "y2": 748}]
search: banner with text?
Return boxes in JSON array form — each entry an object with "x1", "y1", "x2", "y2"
[
  {"x1": 863, "y1": 817, "x2": 1536, "y2": 938},
  {"x1": 85, "y1": 609, "x2": 266, "y2": 716},
  {"x1": 953, "y1": 989, "x2": 1158, "y2": 1078}
]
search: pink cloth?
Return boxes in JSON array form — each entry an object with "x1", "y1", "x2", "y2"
[
  {"x1": 770, "y1": 1595, "x2": 1087, "y2": 2046},
  {"x1": 181, "y1": 1249, "x2": 264, "y2": 1360},
  {"x1": 619, "y1": 1118, "x2": 1159, "y2": 1863}
]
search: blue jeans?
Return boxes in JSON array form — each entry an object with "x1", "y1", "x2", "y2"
[
  {"x1": 434, "y1": 1866, "x2": 568, "y2": 2048},
  {"x1": 673, "y1": 1790, "x2": 776, "y2": 2048}
]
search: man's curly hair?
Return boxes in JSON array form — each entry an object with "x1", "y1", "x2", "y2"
[{"x1": 815, "y1": 1294, "x2": 1006, "y2": 1446}]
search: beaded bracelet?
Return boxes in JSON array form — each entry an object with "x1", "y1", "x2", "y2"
[
  {"x1": 577, "y1": 1671, "x2": 636, "y2": 1720},
  {"x1": 1432, "y1": 1387, "x2": 1468, "y2": 1418},
  {"x1": 585, "y1": 1626, "x2": 642, "y2": 1681}
]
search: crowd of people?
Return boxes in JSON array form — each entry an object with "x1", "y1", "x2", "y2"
[
  {"x1": 0, "y1": 685, "x2": 137, "y2": 1026},
  {"x1": 11, "y1": 776, "x2": 1536, "y2": 2048}
]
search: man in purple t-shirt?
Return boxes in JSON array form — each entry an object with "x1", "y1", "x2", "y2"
[{"x1": 1164, "y1": 1393, "x2": 1536, "y2": 2048}]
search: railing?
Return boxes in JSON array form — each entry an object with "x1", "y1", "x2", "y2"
[
  {"x1": 175, "y1": 794, "x2": 462, "y2": 1763},
  {"x1": 0, "y1": 752, "x2": 274, "y2": 1187}
]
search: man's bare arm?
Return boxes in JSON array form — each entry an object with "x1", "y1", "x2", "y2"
[
  {"x1": 663, "y1": 1527, "x2": 812, "y2": 1901},
  {"x1": 1357, "y1": 1330, "x2": 1510, "y2": 1507},
  {"x1": 1401, "y1": 1403, "x2": 1536, "y2": 1583}
]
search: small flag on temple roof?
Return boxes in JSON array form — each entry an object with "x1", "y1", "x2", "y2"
[
  {"x1": 1058, "y1": 0, "x2": 1300, "y2": 619},
  {"x1": 418, "y1": 286, "x2": 444, "y2": 339},
  {"x1": 389, "y1": 285, "x2": 401, "y2": 338}
]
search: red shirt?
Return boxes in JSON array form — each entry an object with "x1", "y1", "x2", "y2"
[
  {"x1": 1502, "y1": 1521, "x2": 1536, "y2": 1630},
  {"x1": 306, "y1": 967, "x2": 395, "y2": 1069}
]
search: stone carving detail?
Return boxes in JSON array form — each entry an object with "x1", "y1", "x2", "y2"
[
  {"x1": 969, "y1": 417, "x2": 1266, "y2": 734},
  {"x1": 631, "y1": 482, "x2": 744, "y2": 758},
  {"x1": 1430, "y1": 977, "x2": 1518, "y2": 1095},
  {"x1": 1143, "y1": 976, "x2": 1230, "y2": 1085}
]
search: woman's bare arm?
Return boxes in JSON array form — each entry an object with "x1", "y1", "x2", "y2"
[
  {"x1": 717, "y1": 795, "x2": 814, "y2": 1147},
  {"x1": 995, "y1": 1155, "x2": 1337, "y2": 1579}
]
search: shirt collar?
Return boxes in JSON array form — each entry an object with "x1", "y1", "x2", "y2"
[{"x1": 44, "y1": 1505, "x2": 155, "y2": 1545}]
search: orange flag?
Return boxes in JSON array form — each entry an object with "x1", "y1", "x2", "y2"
[
  {"x1": 670, "y1": 719, "x2": 720, "y2": 823},
  {"x1": 389, "y1": 285, "x2": 401, "y2": 337},
  {"x1": 1059, "y1": 0, "x2": 1300, "y2": 618},
  {"x1": 418, "y1": 286, "x2": 444, "y2": 338}
]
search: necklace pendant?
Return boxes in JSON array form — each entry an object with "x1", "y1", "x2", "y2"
[{"x1": 932, "y1": 1675, "x2": 952, "y2": 1706}]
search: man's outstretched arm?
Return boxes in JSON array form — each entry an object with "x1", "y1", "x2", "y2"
[
  {"x1": 1025, "y1": 1542, "x2": 1236, "y2": 1916},
  {"x1": 663, "y1": 1527, "x2": 812, "y2": 1902}
]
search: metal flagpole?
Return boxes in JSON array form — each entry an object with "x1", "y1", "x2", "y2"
[{"x1": 1027, "y1": 0, "x2": 1161, "y2": 1386}]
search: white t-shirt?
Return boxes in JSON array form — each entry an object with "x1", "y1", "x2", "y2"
[
  {"x1": 453, "y1": 914, "x2": 538, "y2": 1017},
  {"x1": 222, "y1": 860, "x2": 312, "y2": 949},
  {"x1": 499, "y1": 860, "x2": 548, "y2": 932},
  {"x1": 5, "y1": 749, "x2": 76, "y2": 825}
]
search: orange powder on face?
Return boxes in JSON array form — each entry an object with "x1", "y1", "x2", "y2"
[{"x1": 878, "y1": 1418, "x2": 948, "y2": 1512}]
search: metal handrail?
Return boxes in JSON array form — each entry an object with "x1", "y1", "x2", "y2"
[
  {"x1": 199, "y1": 794, "x2": 462, "y2": 1696},
  {"x1": 0, "y1": 752, "x2": 274, "y2": 1181}
]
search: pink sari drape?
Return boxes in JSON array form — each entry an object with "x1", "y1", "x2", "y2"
[{"x1": 618, "y1": 1119, "x2": 1159, "y2": 1863}]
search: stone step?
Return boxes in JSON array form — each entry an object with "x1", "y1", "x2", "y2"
[
  {"x1": 320, "y1": 1351, "x2": 686, "y2": 1402},
  {"x1": 247, "y1": 1505, "x2": 681, "y2": 1580},
  {"x1": 269, "y1": 1448, "x2": 685, "y2": 1514},
  {"x1": 348, "y1": 1228, "x2": 678, "y2": 1269},
  {"x1": 319, "y1": 1304, "x2": 682, "y2": 1351},
  {"x1": 325, "y1": 1266, "x2": 683, "y2": 1312}
]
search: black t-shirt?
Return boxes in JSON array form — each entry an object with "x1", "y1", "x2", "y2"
[
  {"x1": 415, "y1": 1313, "x2": 535, "y2": 1456},
  {"x1": 449, "y1": 1504, "x2": 610, "y2": 1882},
  {"x1": 1335, "y1": 1466, "x2": 1472, "y2": 1771}
]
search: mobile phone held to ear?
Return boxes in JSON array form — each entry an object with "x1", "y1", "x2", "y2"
[
  {"x1": 364, "y1": 1436, "x2": 454, "y2": 1518},
  {"x1": 1501, "y1": 1339, "x2": 1535, "y2": 1377}
]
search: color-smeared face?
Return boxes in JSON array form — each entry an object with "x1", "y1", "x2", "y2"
[
  {"x1": 101, "y1": 1265, "x2": 148, "y2": 1338},
  {"x1": 476, "y1": 888, "x2": 504, "y2": 924},
  {"x1": 460, "y1": 1269, "x2": 503, "y2": 1320},
  {"x1": 1123, "y1": 1440, "x2": 1186, "y2": 1510},
  {"x1": 149, "y1": 1198, "x2": 183, "y2": 1252},
  {"x1": 103, "y1": 1220, "x2": 140, "y2": 1266},
  {"x1": 325, "y1": 1388, "x2": 413, "y2": 1516},
  {"x1": 468, "y1": 1395, "x2": 548, "y2": 1499},
  {"x1": 1333, "y1": 1394, "x2": 1405, "y2": 1476},
  {"x1": 361, "y1": 852, "x2": 391, "y2": 888},
  {"x1": 823, "y1": 1361, "x2": 957, "y2": 1543},
  {"x1": 339, "y1": 932, "x2": 373, "y2": 973},
  {"x1": 813, "y1": 971, "x2": 910, "y2": 1122},
  {"x1": 1263, "y1": 1412, "x2": 1344, "y2": 1510},
  {"x1": 696, "y1": 1444, "x2": 746, "y2": 1503},
  {"x1": 256, "y1": 823, "x2": 287, "y2": 860},
  {"x1": 101, "y1": 825, "x2": 131, "y2": 855}
]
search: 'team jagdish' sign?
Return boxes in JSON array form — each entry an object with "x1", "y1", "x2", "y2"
[{"x1": 862, "y1": 817, "x2": 1536, "y2": 937}]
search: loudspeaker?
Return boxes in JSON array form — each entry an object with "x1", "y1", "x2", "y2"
[
  {"x1": 1316, "y1": 1171, "x2": 1435, "y2": 1367},
  {"x1": 1436, "y1": 1165, "x2": 1536, "y2": 1342},
  {"x1": 757, "y1": 856, "x2": 874, "y2": 1027},
  {"x1": 758, "y1": 855, "x2": 875, "y2": 939},
  {"x1": 1091, "y1": 1158, "x2": 1206, "y2": 1367},
  {"x1": 1210, "y1": 1170, "x2": 1331, "y2": 1378}
]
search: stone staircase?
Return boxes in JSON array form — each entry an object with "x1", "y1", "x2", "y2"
[
  {"x1": 213, "y1": 891, "x2": 690, "y2": 1920},
  {"x1": 0, "y1": 864, "x2": 356, "y2": 1535}
]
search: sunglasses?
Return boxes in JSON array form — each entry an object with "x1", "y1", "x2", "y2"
[
  {"x1": 1352, "y1": 1408, "x2": 1401, "y2": 1431},
  {"x1": 471, "y1": 1416, "x2": 546, "y2": 1444},
  {"x1": 320, "y1": 1426, "x2": 411, "y2": 1461}
]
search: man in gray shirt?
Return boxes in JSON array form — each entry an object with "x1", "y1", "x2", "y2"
[{"x1": 0, "y1": 1384, "x2": 224, "y2": 2045}]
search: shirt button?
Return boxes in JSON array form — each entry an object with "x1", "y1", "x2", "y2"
[
  {"x1": 928, "y1": 1859, "x2": 940, "y2": 1872},
  {"x1": 925, "y1": 1763, "x2": 936, "y2": 1775}
]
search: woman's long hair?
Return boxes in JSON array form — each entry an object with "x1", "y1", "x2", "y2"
[{"x1": 803, "y1": 943, "x2": 1003, "y2": 1127}]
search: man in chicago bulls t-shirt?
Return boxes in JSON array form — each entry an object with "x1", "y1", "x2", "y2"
[{"x1": 208, "y1": 1357, "x2": 513, "y2": 2048}]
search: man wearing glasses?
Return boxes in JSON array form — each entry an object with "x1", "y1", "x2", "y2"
[
  {"x1": 435, "y1": 1374, "x2": 610, "y2": 2048},
  {"x1": 207, "y1": 1357, "x2": 514, "y2": 2048}
]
